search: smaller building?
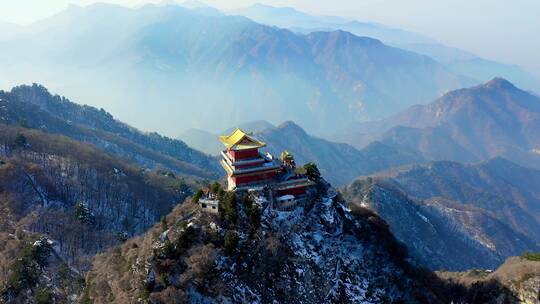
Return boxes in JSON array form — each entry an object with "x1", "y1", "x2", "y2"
[
  {"x1": 276, "y1": 194, "x2": 297, "y2": 211},
  {"x1": 199, "y1": 193, "x2": 219, "y2": 214},
  {"x1": 277, "y1": 194, "x2": 295, "y2": 203}
]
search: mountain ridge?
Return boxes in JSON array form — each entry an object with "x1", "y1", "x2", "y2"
[
  {"x1": 340, "y1": 78, "x2": 540, "y2": 170},
  {"x1": 0, "y1": 3, "x2": 471, "y2": 136},
  {"x1": 1, "y1": 83, "x2": 220, "y2": 179},
  {"x1": 233, "y1": 3, "x2": 539, "y2": 92}
]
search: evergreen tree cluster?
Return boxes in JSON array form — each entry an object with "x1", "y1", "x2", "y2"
[{"x1": 1, "y1": 237, "x2": 53, "y2": 301}]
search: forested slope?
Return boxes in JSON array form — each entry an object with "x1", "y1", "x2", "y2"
[
  {"x1": 1, "y1": 84, "x2": 220, "y2": 180},
  {"x1": 0, "y1": 124, "x2": 202, "y2": 280}
]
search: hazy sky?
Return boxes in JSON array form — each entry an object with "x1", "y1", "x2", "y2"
[{"x1": 1, "y1": 0, "x2": 539, "y2": 79}]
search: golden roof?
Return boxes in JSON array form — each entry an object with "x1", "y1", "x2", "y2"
[{"x1": 218, "y1": 128, "x2": 266, "y2": 150}]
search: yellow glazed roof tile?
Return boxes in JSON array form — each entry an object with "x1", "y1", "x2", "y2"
[{"x1": 218, "y1": 128, "x2": 266, "y2": 150}]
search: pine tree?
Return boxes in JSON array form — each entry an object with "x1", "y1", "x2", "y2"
[
  {"x1": 192, "y1": 189, "x2": 204, "y2": 204},
  {"x1": 210, "y1": 182, "x2": 221, "y2": 194},
  {"x1": 221, "y1": 192, "x2": 237, "y2": 224},
  {"x1": 14, "y1": 133, "x2": 28, "y2": 148},
  {"x1": 224, "y1": 230, "x2": 239, "y2": 255},
  {"x1": 304, "y1": 162, "x2": 321, "y2": 182}
]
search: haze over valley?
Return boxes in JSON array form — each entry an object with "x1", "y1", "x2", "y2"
[{"x1": 1, "y1": 2, "x2": 538, "y2": 137}]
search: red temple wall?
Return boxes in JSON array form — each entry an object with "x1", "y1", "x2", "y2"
[
  {"x1": 228, "y1": 148, "x2": 259, "y2": 161},
  {"x1": 233, "y1": 160, "x2": 265, "y2": 169},
  {"x1": 233, "y1": 171, "x2": 277, "y2": 185}
]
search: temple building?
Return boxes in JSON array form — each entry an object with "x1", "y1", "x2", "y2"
[
  {"x1": 219, "y1": 128, "x2": 281, "y2": 190},
  {"x1": 219, "y1": 128, "x2": 314, "y2": 199}
]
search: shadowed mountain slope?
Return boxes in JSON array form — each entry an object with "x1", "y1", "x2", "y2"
[
  {"x1": 342, "y1": 158, "x2": 540, "y2": 271},
  {"x1": 256, "y1": 121, "x2": 423, "y2": 185}
]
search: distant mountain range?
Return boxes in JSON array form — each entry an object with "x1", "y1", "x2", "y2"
[
  {"x1": 232, "y1": 3, "x2": 539, "y2": 93},
  {"x1": 181, "y1": 78, "x2": 540, "y2": 186},
  {"x1": 0, "y1": 84, "x2": 220, "y2": 179},
  {"x1": 340, "y1": 78, "x2": 540, "y2": 170},
  {"x1": 342, "y1": 158, "x2": 540, "y2": 271},
  {"x1": 230, "y1": 3, "x2": 441, "y2": 45},
  {"x1": 180, "y1": 120, "x2": 423, "y2": 185},
  {"x1": 0, "y1": 3, "x2": 472, "y2": 136},
  {"x1": 256, "y1": 122, "x2": 424, "y2": 185}
]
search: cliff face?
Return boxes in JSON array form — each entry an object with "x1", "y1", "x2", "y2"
[{"x1": 84, "y1": 182, "x2": 443, "y2": 303}]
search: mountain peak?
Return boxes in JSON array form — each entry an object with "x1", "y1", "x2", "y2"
[
  {"x1": 11, "y1": 83, "x2": 51, "y2": 97},
  {"x1": 223, "y1": 120, "x2": 275, "y2": 135},
  {"x1": 434, "y1": 77, "x2": 526, "y2": 110},
  {"x1": 85, "y1": 2, "x2": 124, "y2": 10},
  {"x1": 179, "y1": 0, "x2": 209, "y2": 9},
  {"x1": 482, "y1": 156, "x2": 524, "y2": 170},
  {"x1": 250, "y1": 3, "x2": 297, "y2": 12},
  {"x1": 272, "y1": 121, "x2": 310, "y2": 138},
  {"x1": 484, "y1": 77, "x2": 517, "y2": 90},
  {"x1": 250, "y1": 3, "x2": 274, "y2": 9},
  {"x1": 65, "y1": 3, "x2": 83, "y2": 11},
  {"x1": 308, "y1": 29, "x2": 383, "y2": 46},
  {"x1": 277, "y1": 120, "x2": 305, "y2": 132}
]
